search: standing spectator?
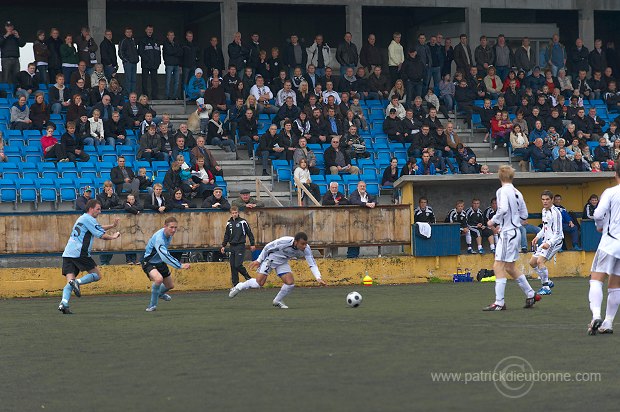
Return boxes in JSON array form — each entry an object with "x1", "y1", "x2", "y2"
[
  {"x1": 347, "y1": 181, "x2": 377, "y2": 258},
  {"x1": 493, "y1": 34, "x2": 513, "y2": 80},
  {"x1": 60, "y1": 34, "x2": 79, "y2": 83},
  {"x1": 204, "y1": 36, "x2": 225, "y2": 77},
  {"x1": 415, "y1": 33, "x2": 432, "y2": 91},
  {"x1": 247, "y1": 33, "x2": 261, "y2": 73},
  {"x1": 359, "y1": 34, "x2": 382, "y2": 74},
  {"x1": 582, "y1": 194, "x2": 599, "y2": 219},
  {"x1": 427, "y1": 35, "x2": 443, "y2": 88},
  {"x1": 546, "y1": 34, "x2": 567, "y2": 77},
  {"x1": 180, "y1": 31, "x2": 200, "y2": 91},
  {"x1": 228, "y1": 32, "x2": 248, "y2": 73},
  {"x1": 163, "y1": 30, "x2": 183, "y2": 100},
  {"x1": 388, "y1": 32, "x2": 404, "y2": 85},
  {"x1": 474, "y1": 35, "x2": 494, "y2": 77},
  {"x1": 14, "y1": 63, "x2": 40, "y2": 100},
  {"x1": 267, "y1": 47, "x2": 283, "y2": 83},
  {"x1": 221, "y1": 206, "x2": 255, "y2": 286},
  {"x1": 0, "y1": 21, "x2": 26, "y2": 83},
  {"x1": 118, "y1": 27, "x2": 139, "y2": 93},
  {"x1": 307, "y1": 34, "x2": 330, "y2": 77},
  {"x1": 47, "y1": 28, "x2": 63, "y2": 82},
  {"x1": 589, "y1": 39, "x2": 607, "y2": 75},
  {"x1": 441, "y1": 37, "x2": 454, "y2": 78},
  {"x1": 33, "y1": 30, "x2": 50, "y2": 85},
  {"x1": 111, "y1": 156, "x2": 140, "y2": 194},
  {"x1": 453, "y1": 34, "x2": 473, "y2": 74},
  {"x1": 75, "y1": 27, "x2": 98, "y2": 74},
  {"x1": 100, "y1": 29, "x2": 118, "y2": 80},
  {"x1": 284, "y1": 34, "x2": 306, "y2": 78},
  {"x1": 138, "y1": 25, "x2": 161, "y2": 100},
  {"x1": 568, "y1": 38, "x2": 589, "y2": 80},
  {"x1": 514, "y1": 37, "x2": 536, "y2": 74},
  {"x1": 336, "y1": 32, "x2": 359, "y2": 76}
]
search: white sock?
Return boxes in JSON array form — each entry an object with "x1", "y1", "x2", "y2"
[
  {"x1": 516, "y1": 274, "x2": 535, "y2": 298},
  {"x1": 494, "y1": 234, "x2": 499, "y2": 244},
  {"x1": 237, "y1": 278, "x2": 260, "y2": 291},
  {"x1": 602, "y1": 288, "x2": 620, "y2": 329},
  {"x1": 490, "y1": 244, "x2": 495, "y2": 251},
  {"x1": 274, "y1": 284, "x2": 295, "y2": 303},
  {"x1": 478, "y1": 245, "x2": 483, "y2": 251},
  {"x1": 494, "y1": 278, "x2": 507, "y2": 305},
  {"x1": 465, "y1": 232, "x2": 472, "y2": 245},
  {"x1": 589, "y1": 280, "x2": 604, "y2": 320},
  {"x1": 538, "y1": 267, "x2": 549, "y2": 284}
]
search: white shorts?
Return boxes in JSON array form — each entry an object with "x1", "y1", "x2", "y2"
[
  {"x1": 591, "y1": 250, "x2": 620, "y2": 276},
  {"x1": 257, "y1": 260, "x2": 292, "y2": 277},
  {"x1": 533, "y1": 241, "x2": 563, "y2": 261},
  {"x1": 495, "y1": 229, "x2": 521, "y2": 263}
]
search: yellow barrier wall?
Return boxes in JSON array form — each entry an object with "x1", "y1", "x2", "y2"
[{"x1": 0, "y1": 252, "x2": 594, "y2": 298}]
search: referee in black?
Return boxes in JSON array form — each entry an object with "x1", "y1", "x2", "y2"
[{"x1": 221, "y1": 205, "x2": 256, "y2": 286}]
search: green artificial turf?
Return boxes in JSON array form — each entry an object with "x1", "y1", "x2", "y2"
[{"x1": 0, "y1": 279, "x2": 617, "y2": 412}]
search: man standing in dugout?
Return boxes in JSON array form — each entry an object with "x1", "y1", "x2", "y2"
[{"x1": 221, "y1": 206, "x2": 256, "y2": 286}]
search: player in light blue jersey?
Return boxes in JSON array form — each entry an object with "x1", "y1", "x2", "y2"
[
  {"x1": 142, "y1": 216, "x2": 190, "y2": 312},
  {"x1": 58, "y1": 199, "x2": 121, "y2": 314}
]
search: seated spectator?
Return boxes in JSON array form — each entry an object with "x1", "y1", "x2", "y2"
[
  {"x1": 108, "y1": 78, "x2": 125, "y2": 112},
  {"x1": 76, "y1": 115, "x2": 90, "y2": 143},
  {"x1": 275, "y1": 80, "x2": 297, "y2": 107},
  {"x1": 167, "y1": 126, "x2": 193, "y2": 152},
  {"x1": 367, "y1": 66, "x2": 390, "y2": 99},
  {"x1": 202, "y1": 186, "x2": 231, "y2": 210},
  {"x1": 123, "y1": 193, "x2": 141, "y2": 265},
  {"x1": 191, "y1": 136, "x2": 223, "y2": 177},
  {"x1": 552, "y1": 147, "x2": 577, "y2": 172},
  {"x1": 414, "y1": 197, "x2": 436, "y2": 223},
  {"x1": 0, "y1": 132, "x2": 5, "y2": 163},
  {"x1": 90, "y1": 63, "x2": 108, "y2": 88},
  {"x1": 273, "y1": 96, "x2": 300, "y2": 127},
  {"x1": 168, "y1": 188, "x2": 192, "y2": 210},
  {"x1": 139, "y1": 112, "x2": 156, "y2": 136},
  {"x1": 14, "y1": 62, "x2": 40, "y2": 99},
  {"x1": 415, "y1": 151, "x2": 437, "y2": 175},
  {"x1": 111, "y1": 156, "x2": 140, "y2": 194},
  {"x1": 593, "y1": 137, "x2": 615, "y2": 166},
  {"x1": 444, "y1": 122, "x2": 461, "y2": 156},
  {"x1": 60, "y1": 121, "x2": 90, "y2": 162},
  {"x1": 454, "y1": 143, "x2": 476, "y2": 169},
  {"x1": 401, "y1": 109, "x2": 422, "y2": 144},
  {"x1": 29, "y1": 91, "x2": 49, "y2": 131},
  {"x1": 294, "y1": 158, "x2": 321, "y2": 202},
  {"x1": 382, "y1": 158, "x2": 399, "y2": 187},
  {"x1": 259, "y1": 124, "x2": 286, "y2": 176},
  {"x1": 104, "y1": 111, "x2": 128, "y2": 146},
  {"x1": 510, "y1": 124, "x2": 530, "y2": 171},
  {"x1": 582, "y1": 194, "x2": 598, "y2": 219},
  {"x1": 226, "y1": 97, "x2": 246, "y2": 135},
  {"x1": 324, "y1": 136, "x2": 360, "y2": 176},
  {"x1": 491, "y1": 111, "x2": 512, "y2": 149},
  {"x1": 347, "y1": 181, "x2": 377, "y2": 258},
  {"x1": 157, "y1": 122, "x2": 174, "y2": 159},
  {"x1": 483, "y1": 66, "x2": 502, "y2": 99},
  {"x1": 401, "y1": 157, "x2": 418, "y2": 176},
  {"x1": 461, "y1": 155, "x2": 482, "y2": 174},
  {"x1": 122, "y1": 92, "x2": 145, "y2": 129},
  {"x1": 145, "y1": 183, "x2": 169, "y2": 213},
  {"x1": 553, "y1": 194, "x2": 581, "y2": 250},
  {"x1": 90, "y1": 78, "x2": 109, "y2": 106},
  {"x1": 135, "y1": 167, "x2": 154, "y2": 195},
  {"x1": 171, "y1": 135, "x2": 192, "y2": 165},
  {"x1": 439, "y1": 73, "x2": 455, "y2": 111},
  {"x1": 408, "y1": 125, "x2": 432, "y2": 158},
  {"x1": 552, "y1": 138, "x2": 574, "y2": 160},
  {"x1": 208, "y1": 111, "x2": 236, "y2": 152},
  {"x1": 232, "y1": 189, "x2": 265, "y2": 211},
  {"x1": 71, "y1": 78, "x2": 90, "y2": 109},
  {"x1": 186, "y1": 68, "x2": 207, "y2": 100},
  {"x1": 386, "y1": 96, "x2": 406, "y2": 119},
  {"x1": 343, "y1": 125, "x2": 369, "y2": 160},
  {"x1": 325, "y1": 107, "x2": 344, "y2": 139},
  {"x1": 75, "y1": 186, "x2": 93, "y2": 211},
  {"x1": 49, "y1": 74, "x2": 71, "y2": 115},
  {"x1": 85, "y1": 109, "x2": 108, "y2": 146},
  {"x1": 238, "y1": 108, "x2": 260, "y2": 158},
  {"x1": 603, "y1": 122, "x2": 619, "y2": 145},
  {"x1": 322, "y1": 80, "x2": 340, "y2": 105},
  {"x1": 41, "y1": 124, "x2": 66, "y2": 161},
  {"x1": 190, "y1": 155, "x2": 216, "y2": 198},
  {"x1": 278, "y1": 120, "x2": 297, "y2": 162},
  {"x1": 137, "y1": 123, "x2": 166, "y2": 162},
  {"x1": 423, "y1": 107, "x2": 443, "y2": 132},
  {"x1": 66, "y1": 94, "x2": 87, "y2": 123},
  {"x1": 250, "y1": 75, "x2": 277, "y2": 114},
  {"x1": 10, "y1": 95, "x2": 32, "y2": 130},
  {"x1": 204, "y1": 78, "x2": 227, "y2": 113},
  {"x1": 530, "y1": 138, "x2": 553, "y2": 171},
  {"x1": 93, "y1": 94, "x2": 114, "y2": 123},
  {"x1": 293, "y1": 137, "x2": 319, "y2": 174},
  {"x1": 573, "y1": 151, "x2": 592, "y2": 171},
  {"x1": 309, "y1": 107, "x2": 330, "y2": 144},
  {"x1": 454, "y1": 79, "x2": 477, "y2": 125},
  {"x1": 164, "y1": 156, "x2": 197, "y2": 198},
  {"x1": 426, "y1": 147, "x2": 454, "y2": 174},
  {"x1": 349, "y1": 96, "x2": 368, "y2": 131},
  {"x1": 97, "y1": 180, "x2": 123, "y2": 210},
  {"x1": 383, "y1": 108, "x2": 405, "y2": 142},
  {"x1": 321, "y1": 181, "x2": 349, "y2": 206}
]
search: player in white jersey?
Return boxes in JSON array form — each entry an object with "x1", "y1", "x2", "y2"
[
  {"x1": 529, "y1": 190, "x2": 564, "y2": 295},
  {"x1": 587, "y1": 169, "x2": 620, "y2": 335},
  {"x1": 228, "y1": 232, "x2": 327, "y2": 308},
  {"x1": 483, "y1": 165, "x2": 540, "y2": 311}
]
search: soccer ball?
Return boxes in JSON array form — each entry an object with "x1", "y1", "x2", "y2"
[{"x1": 346, "y1": 291, "x2": 363, "y2": 308}]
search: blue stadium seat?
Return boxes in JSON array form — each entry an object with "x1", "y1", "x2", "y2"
[
  {"x1": 60, "y1": 187, "x2": 77, "y2": 202},
  {"x1": 40, "y1": 188, "x2": 58, "y2": 205},
  {"x1": 361, "y1": 169, "x2": 379, "y2": 183},
  {"x1": 116, "y1": 145, "x2": 135, "y2": 157},
  {"x1": 0, "y1": 188, "x2": 17, "y2": 205},
  {"x1": 97, "y1": 161, "x2": 114, "y2": 174},
  {"x1": 317, "y1": 183, "x2": 328, "y2": 195},
  {"x1": 365, "y1": 183, "x2": 380, "y2": 196},
  {"x1": 325, "y1": 175, "x2": 342, "y2": 185},
  {"x1": 342, "y1": 174, "x2": 360, "y2": 185},
  {"x1": 98, "y1": 146, "x2": 116, "y2": 157},
  {"x1": 277, "y1": 168, "x2": 292, "y2": 182}
]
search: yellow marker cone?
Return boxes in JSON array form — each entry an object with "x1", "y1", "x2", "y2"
[{"x1": 363, "y1": 274, "x2": 373, "y2": 286}]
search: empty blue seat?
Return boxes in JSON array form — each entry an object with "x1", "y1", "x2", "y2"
[
  {"x1": 277, "y1": 168, "x2": 291, "y2": 182},
  {"x1": 0, "y1": 188, "x2": 17, "y2": 204},
  {"x1": 40, "y1": 188, "x2": 57, "y2": 204},
  {"x1": 60, "y1": 187, "x2": 77, "y2": 202}
]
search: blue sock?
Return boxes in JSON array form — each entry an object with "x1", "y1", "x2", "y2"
[
  {"x1": 61, "y1": 283, "x2": 72, "y2": 306},
  {"x1": 78, "y1": 273, "x2": 100, "y2": 285},
  {"x1": 159, "y1": 284, "x2": 169, "y2": 296},
  {"x1": 150, "y1": 283, "x2": 160, "y2": 307}
]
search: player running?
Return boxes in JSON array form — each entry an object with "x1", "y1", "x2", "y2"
[
  {"x1": 143, "y1": 217, "x2": 190, "y2": 312},
  {"x1": 529, "y1": 190, "x2": 563, "y2": 295},
  {"x1": 228, "y1": 232, "x2": 327, "y2": 308},
  {"x1": 58, "y1": 199, "x2": 121, "y2": 314},
  {"x1": 483, "y1": 165, "x2": 540, "y2": 311},
  {"x1": 587, "y1": 169, "x2": 620, "y2": 335}
]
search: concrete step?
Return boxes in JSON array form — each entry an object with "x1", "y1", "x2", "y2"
[
  {"x1": 150, "y1": 101, "x2": 187, "y2": 115},
  {"x1": 204, "y1": 146, "x2": 237, "y2": 161},
  {"x1": 226, "y1": 175, "x2": 273, "y2": 192},
  {"x1": 219, "y1": 160, "x2": 255, "y2": 176}
]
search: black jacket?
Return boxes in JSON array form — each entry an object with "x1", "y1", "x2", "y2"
[
  {"x1": 400, "y1": 55, "x2": 425, "y2": 83},
  {"x1": 204, "y1": 45, "x2": 225, "y2": 74},
  {"x1": 138, "y1": 35, "x2": 162, "y2": 69},
  {"x1": 104, "y1": 119, "x2": 125, "y2": 139},
  {"x1": 110, "y1": 166, "x2": 136, "y2": 193},
  {"x1": 258, "y1": 132, "x2": 279, "y2": 152},
  {"x1": 284, "y1": 42, "x2": 307, "y2": 68},
  {"x1": 0, "y1": 34, "x2": 26, "y2": 58},
  {"x1": 202, "y1": 194, "x2": 231, "y2": 210},
  {"x1": 96, "y1": 192, "x2": 123, "y2": 210},
  {"x1": 60, "y1": 132, "x2": 83, "y2": 154},
  {"x1": 162, "y1": 39, "x2": 183, "y2": 66},
  {"x1": 222, "y1": 216, "x2": 255, "y2": 246},
  {"x1": 238, "y1": 116, "x2": 258, "y2": 137},
  {"x1": 336, "y1": 41, "x2": 359, "y2": 66},
  {"x1": 569, "y1": 46, "x2": 590, "y2": 73},
  {"x1": 46, "y1": 36, "x2": 63, "y2": 69},
  {"x1": 324, "y1": 146, "x2": 352, "y2": 170},
  {"x1": 14, "y1": 71, "x2": 40, "y2": 92},
  {"x1": 118, "y1": 36, "x2": 139, "y2": 64},
  {"x1": 100, "y1": 37, "x2": 118, "y2": 67},
  {"x1": 321, "y1": 191, "x2": 349, "y2": 206},
  {"x1": 228, "y1": 41, "x2": 248, "y2": 69},
  {"x1": 182, "y1": 41, "x2": 200, "y2": 68}
]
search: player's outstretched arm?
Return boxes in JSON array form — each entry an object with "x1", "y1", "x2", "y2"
[
  {"x1": 181, "y1": 263, "x2": 190, "y2": 269},
  {"x1": 102, "y1": 231, "x2": 121, "y2": 240},
  {"x1": 101, "y1": 217, "x2": 121, "y2": 231}
]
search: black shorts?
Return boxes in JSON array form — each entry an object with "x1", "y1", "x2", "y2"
[
  {"x1": 62, "y1": 257, "x2": 97, "y2": 276},
  {"x1": 142, "y1": 262, "x2": 171, "y2": 279}
]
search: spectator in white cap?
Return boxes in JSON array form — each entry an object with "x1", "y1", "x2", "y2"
[{"x1": 186, "y1": 67, "x2": 206, "y2": 100}]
